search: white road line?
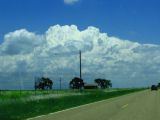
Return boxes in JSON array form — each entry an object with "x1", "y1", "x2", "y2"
[{"x1": 121, "y1": 104, "x2": 129, "y2": 109}]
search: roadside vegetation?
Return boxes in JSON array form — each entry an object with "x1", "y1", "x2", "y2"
[{"x1": 0, "y1": 88, "x2": 145, "y2": 120}]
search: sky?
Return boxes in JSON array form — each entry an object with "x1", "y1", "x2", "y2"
[
  {"x1": 0, "y1": 0, "x2": 160, "y2": 89},
  {"x1": 0, "y1": 0, "x2": 160, "y2": 44}
]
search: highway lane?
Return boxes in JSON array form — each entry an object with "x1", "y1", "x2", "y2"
[{"x1": 29, "y1": 90, "x2": 160, "y2": 120}]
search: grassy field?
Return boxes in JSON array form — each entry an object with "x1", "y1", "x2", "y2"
[{"x1": 0, "y1": 88, "x2": 145, "y2": 120}]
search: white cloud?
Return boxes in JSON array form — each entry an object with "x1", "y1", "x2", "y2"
[
  {"x1": 0, "y1": 29, "x2": 44, "y2": 55},
  {"x1": 0, "y1": 25, "x2": 160, "y2": 89},
  {"x1": 64, "y1": 0, "x2": 79, "y2": 5}
]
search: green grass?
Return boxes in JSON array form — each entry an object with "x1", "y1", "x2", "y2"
[
  {"x1": 0, "y1": 90, "x2": 74, "y2": 100},
  {"x1": 0, "y1": 88, "x2": 145, "y2": 120}
]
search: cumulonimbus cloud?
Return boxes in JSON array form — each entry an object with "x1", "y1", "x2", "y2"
[{"x1": 0, "y1": 24, "x2": 160, "y2": 89}]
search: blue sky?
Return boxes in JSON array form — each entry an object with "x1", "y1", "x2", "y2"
[{"x1": 0, "y1": 0, "x2": 160, "y2": 44}]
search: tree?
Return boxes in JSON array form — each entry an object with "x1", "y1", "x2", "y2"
[
  {"x1": 35, "y1": 77, "x2": 53, "y2": 90},
  {"x1": 95, "y1": 78, "x2": 112, "y2": 89},
  {"x1": 157, "y1": 83, "x2": 160, "y2": 88},
  {"x1": 69, "y1": 77, "x2": 84, "y2": 90}
]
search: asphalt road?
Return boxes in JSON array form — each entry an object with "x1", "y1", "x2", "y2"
[{"x1": 29, "y1": 90, "x2": 160, "y2": 120}]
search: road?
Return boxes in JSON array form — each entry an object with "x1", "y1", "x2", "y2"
[{"x1": 29, "y1": 90, "x2": 160, "y2": 120}]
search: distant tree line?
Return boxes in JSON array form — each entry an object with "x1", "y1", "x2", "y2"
[
  {"x1": 34, "y1": 76, "x2": 112, "y2": 90},
  {"x1": 69, "y1": 77, "x2": 112, "y2": 90}
]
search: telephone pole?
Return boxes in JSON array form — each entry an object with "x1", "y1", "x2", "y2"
[
  {"x1": 79, "y1": 50, "x2": 82, "y2": 79},
  {"x1": 59, "y1": 77, "x2": 62, "y2": 90}
]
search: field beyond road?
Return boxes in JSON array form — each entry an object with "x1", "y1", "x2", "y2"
[{"x1": 0, "y1": 89, "x2": 144, "y2": 120}]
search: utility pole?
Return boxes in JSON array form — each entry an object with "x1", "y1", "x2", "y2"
[
  {"x1": 19, "y1": 71, "x2": 21, "y2": 95},
  {"x1": 59, "y1": 77, "x2": 62, "y2": 90},
  {"x1": 79, "y1": 50, "x2": 82, "y2": 79},
  {"x1": 34, "y1": 77, "x2": 37, "y2": 95}
]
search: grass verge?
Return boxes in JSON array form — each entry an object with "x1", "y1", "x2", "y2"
[{"x1": 0, "y1": 88, "x2": 145, "y2": 120}]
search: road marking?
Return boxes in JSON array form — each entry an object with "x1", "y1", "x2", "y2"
[{"x1": 121, "y1": 104, "x2": 128, "y2": 109}]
